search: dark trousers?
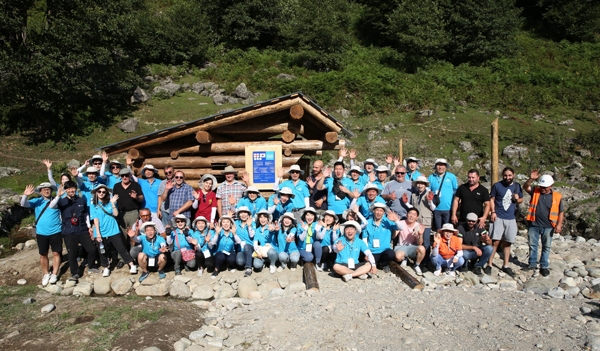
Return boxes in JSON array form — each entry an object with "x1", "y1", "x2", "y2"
[
  {"x1": 99, "y1": 235, "x2": 133, "y2": 268},
  {"x1": 372, "y1": 248, "x2": 395, "y2": 268},
  {"x1": 195, "y1": 250, "x2": 206, "y2": 268},
  {"x1": 64, "y1": 232, "x2": 98, "y2": 276},
  {"x1": 322, "y1": 246, "x2": 336, "y2": 266},
  {"x1": 214, "y1": 251, "x2": 236, "y2": 271}
]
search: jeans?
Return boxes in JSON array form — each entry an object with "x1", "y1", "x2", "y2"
[
  {"x1": 528, "y1": 226, "x2": 554, "y2": 269},
  {"x1": 432, "y1": 254, "x2": 464, "y2": 271},
  {"x1": 433, "y1": 210, "x2": 451, "y2": 231},
  {"x1": 160, "y1": 210, "x2": 170, "y2": 227},
  {"x1": 236, "y1": 244, "x2": 254, "y2": 269},
  {"x1": 462, "y1": 245, "x2": 493, "y2": 268},
  {"x1": 214, "y1": 251, "x2": 236, "y2": 271},
  {"x1": 253, "y1": 248, "x2": 279, "y2": 269},
  {"x1": 299, "y1": 249, "x2": 314, "y2": 263},
  {"x1": 278, "y1": 251, "x2": 300, "y2": 267},
  {"x1": 171, "y1": 249, "x2": 196, "y2": 271}
]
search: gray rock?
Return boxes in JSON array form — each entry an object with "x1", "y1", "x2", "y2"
[
  {"x1": 24, "y1": 239, "x2": 37, "y2": 250},
  {"x1": 111, "y1": 278, "x2": 133, "y2": 295},
  {"x1": 258, "y1": 280, "x2": 281, "y2": 296},
  {"x1": 416, "y1": 110, "x2": 433, "y2": 117},
  {"x1": 191, "y1": 82, "x2": 205, "y2": 93},
  {"x1": 454, "y1": 160, "x2": 463, "y2": 169},
  {"x1": 336, "y1": 109, "x2": 351, "y2": 118},
  {"x1": 498, "y1": 279, "x2": 518, "y2": 290},
  {"x1": 142, "y1": 347, "x2": 162, "y2": 351},
  {"x1": 587, "y1": 267, "x2": 600, "y2": 278},
  {"x1": 577, "y1": 149, "x2": 592, "y2": 157},
  {"x1": 45, "y1": 285, "x2": 62, "y2": 295},
  {"x1": 173, "y1": 341, "x2": 187, "y2": 351},
  {"x1": 224, "y1": 336, "x2": 245, "y2": 348},
  {"x1": 268, "y1": 288, "x2": 285, "y2": 297},
  {"x1": 575, "y1": 236, "x2": 587, "y2": 243},
  {"x1": 584, "y1": 284, "x2": 600, "y2": 299},
  {"x1": 581, "y1": 307, "x2": 592, "y2": 314},
  {"x1": 559, "y1": 277, "x2": 577, "y2": 287},
  {"x1": 61, "y1": 287, "x2": 75, "y2": 296},
  {"x1": 93, "y1": 277, "x2": 111, "y2": 295},
  {"x1": 73, "y1": 281, "x2": 93, "y2": 296},
  {"x1": 458, "y1": 141, "x2": 473, "y2": 152},
  {"x1": 152, "y1": 83, "x2": 181, "y2": 98},
  {"x1": 117, "y1": 118, "x2": 138, "y2": 133},
  {"x1": 237, "y1": 277, "x2": 258, "y2": 299},
  {"x1": 547, "y1": 287, "x2": 566, "y2": 299},
  {"x1": 575, "y1": 266, "x2": 589, "y2": 277},
  {"x1": 0, "y1": 167, "x2": 20, "y2": 178},
  {"x1": 226, "y1": 96, "x2": 240, "y2": 104},
  {"x1": 130, "y1": 86, "x2": 151, "y2": 103},
  {"x1": 565, "y1": 286, "x2": 580, "y2": 296},
  {"x1": 284, "y1": 282, "x2": 306, "y2": 296},
  {"x1": 233, "y1": 83, "x2": 252, "y2": 99},
  {"x1": 169, "y1": 280, "x2": 191, "y2": 299},
  {"x1": 481, "y1": 275, "x2": 498, "y2": 284},
  {"x1": 214, "y1": 285, "x2": 237, "y2": 299},
  {"x1": 41, "y1": 304, "x2": 56, "y2": 313},
  {"x1": 181, "y1": 83, "x2": 190, "y2": 91},
  {"x1": 223, "y1": 276, "x2": 237, "y2": 284},
  {"x1": 203, "y1": 61, "x2": 217, "y2": 69},
  {"x1": 461, "y1": 272, "x2": 480, "y2": 286},
  {"x1": 276, "y1": 73, "x2": 296, "y2": 80},
  {"x1": 278, "y1": 275, "x2": 290, "y2": 289},
  {"x1": 135, "y1": 283, "x2": 170, "y2": 297},
  {"x1": 22, "y1": 297, "x2": 35, "y2": 304},
  {"x1": 192, "y1": 284, "x2": 214, "y2": 300},
  {"x1": 523, "y1": 279, "x2": 558, "y2": 294},
  {"x1": 503, "y1": 145, "x2": 529, "y2": 159},
  {"x1": 189, "y1": 330, "x2": 207, "y2": 343},
  {"x1": 241, "y1": 98, "x2": 255, "y2": 105},
  {"x1": 559, "y1": 119, "x2": 573, "y2": 126},
  {"x1": 213, "y1": 94, "x2": 226, "y2": 105}
]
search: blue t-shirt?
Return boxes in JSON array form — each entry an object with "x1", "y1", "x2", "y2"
[
  {"x1": 364, "y1": 217, "x2": 398, "y2": 254},
  {"x1": 139, "y1": 235, "x2": 167, "y2": 257},
  {"x1": 253, "y1": 224, "x2": 272, "y2": 246},
  {"x1": 427, "y1": 172, "x2": 458, "y2": 211},
  {"x1": 280, "y1": 179, "x2": 310, "y2": 210},
  {"x1": 356, "y1": 195, "x2": 386, "y2": 219},
  {"x1": 104, "y1": 173, "x2": 122, "y2": 188},
  {"x1": 171, "y1": 228, "x2": 194, "y2": 251},
  {"x1": 490, "y1": 181, "x2": 523, "y2": 220},
  {"x1": 190, "y1": 228, "x2": 214, "y2": 252},
  {"x1": 347, "y1": 179, "x2": 366, "y2": 193},
  {"x1": 237, "y1": 197, "x2": 267, "y2": 216},
  {"x1": 213, "y1": 230, "x2": 236, "y2": 253},
  {"x1": 324, "y1": 177, "x2": 354, "y2": 214},
  {"x1": 235, "y1": 220, "x2": 254, "y2": 248},
  {"x1": 273, "y1": 200, "x2": 296, "y2": 221},
  {"x1": 80, "y1": 178, "x2": 106, "y2": 205},
  {"x1": 29, "y1": 197, "x2": 62, "y2": 236},
  {"x1": 320, "y1": 227, "x2": 339, "y2": 248},
  {"x1": 275, "y1": 226, "x2": 298, "y2": 254},
  {"x1": 138, "y1": 178, "x2": 160, "y2": 213},
  {"x1": 405, "y1": 170, "x2": 421, "y2": 182},
  {"x1": 334, "y1": 236, "x2": 369, "y2": 264},
  {"x1": 90, "y1": 201, "x2": 120, "y2": 238}
]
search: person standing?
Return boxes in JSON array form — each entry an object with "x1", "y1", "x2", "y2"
[
  {"x1": 157, "y1": 165, "x2": 175, "y2": 226},
  {"x1": 112, "y1": 168, "x2": 144, "y2": 245},
  {"x1": 306, "y1": 160, "x2": 328, "y2": 213},
  {"x1": 428, "y1": 158, "x2": 458, "y2": 230},
  {"x1": 451, "y1": 169, "x2": 490, "y2": 227},
  {"x1": 20, "y1": 183, "x2": 62, "y2": 286},
  {"x1": 275, "y1": 165, "x2": 310, "y2": 221},
  {"x1": 192, "y1": 174, "x2": 218, "y2": 222},
  {"x1": 161, "y1": 170, "x2": 195, "y2": 221},
  {"x1": 523, "y1": 171, "x2": 564, "y2": 277},
  {"x1": 136, "y1": 164, "x2": 161, "y2": 219},
  {"x1": 382, "y1": 165, "x2": 413, "y2": 219},
  {"x1": 316, "y1": 162, "x2": 355, "y2": 218},
  {"x1": 216, "y1": 166, "x2": 247, "y2": 218}
]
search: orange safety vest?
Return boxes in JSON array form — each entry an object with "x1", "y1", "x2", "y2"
[{"x1": 526, "y1": 187, "x2": 562, "y2": 228}]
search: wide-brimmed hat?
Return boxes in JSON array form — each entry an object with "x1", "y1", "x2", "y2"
[
  {"x1": 412, "y1": 175, "x2": 429, "y2": 187},
  {"x1": 340, "y1": 220, "x2": 361, "y2": 235},
  {"x1": 375, "y1": 165, "x2": 391, "y2": 177},
  {"x1": 301, "y1": 207, "x2": 318, "y2": 221},
  {"x1": 278, "y1": 212, "x2": 296, "y2": 225},
  {"x1": 342, "y1": 208, "x2": 359, "y2": 221},
  {"x1": 236, "y1": 206, "x2": 251, "y2": 216},
  {"x1": 91, "y1": 184, "x2": 112, "y2": 195},
  {"x1": 192, "y1": 216, "x2": 209, "y2": 228},
  {"x1": 219, "y1": 214, "x2": 234, "y2": 225},
  {"x1": 347, "y1": 165, "x2": 363, "y2": 176},
  {"x1": 369, "y1": 202, "x2": 389, "y2": 213},
  {"x1": 171, "y1": 214, "x2": 190, "y2": 227},
  {"x1": 539, "y1": 174, "x2": 554, "y2": 187},
  {"x1": 140, "y1": 221, "x2": 157, "y2": 234},
  {"x1": 433, "y1": 158, "x2": 450, "y2": 169},
  {"x1": 437, "y1": 223, "x2": 458, "y2": 233},
  {"x1": 119, "y1": 168, "x2": 132, "y2": 176},
  {"x1": 361, "y1": 183, "x2": 381, "y2": 195},
  {"x1": 363, "y1": 158, "x2": 378, "y2": 168},
  {"x1": 141, "y1": 164, "x2": 158, "y2": 178},
  {"x1": 244, "y1": 185, "x2": 261, "y2": 196},
  {"x1": 200, "y1": 174, "x2": 218, "y2": 190},
  {"x1": 108, "y1": 160, "x2": 124, "y2": 170},
  {"x1": 403, "y1": 157, "x2": 420, "y2": 167},
  {"x1": 221, "y1": 166, "x2": 237, "y2": 175},
  {"x1": 35, "y1": 182, "x2": 57, "y2": 192},
  {"x1": 85, "y1": 166, "x2": 100, "y2": 174},
  {"x1": 255, "y1": 209, "x2": 273, "y2": 224},
  {"x1": 279, "y1": 187, "x2": 295, "y2": 197},
  {"x1": 322, "y1": 210, "x2": 339, "y2": 223},
  {"x1": 287, "y1": 165, "x2": 305, "y2": 175},
  {"x1": 90, "y1": 154, "x2": 103, "y2": 163}
]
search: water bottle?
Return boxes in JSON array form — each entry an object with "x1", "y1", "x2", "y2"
[{"x1": 99, "y1": 242, "x2": 105, "y2": 254}]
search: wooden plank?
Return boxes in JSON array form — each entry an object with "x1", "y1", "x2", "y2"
[
  {"x1": 303, "y1": 262, "x2": 320, "y2": 292},
  {"x1": 389, "y1": 261, "x2": 424, "y2": 290},
  {"x1": 169, "y1": 139, "x2": 343, "y2": 156},
  {"x1": 299, "y1": 100, "x2": 342, "y2": 132}
]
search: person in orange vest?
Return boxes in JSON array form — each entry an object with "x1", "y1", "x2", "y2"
[{"x1": 523, "y1": 170, "x2": 564, "y2": 277}]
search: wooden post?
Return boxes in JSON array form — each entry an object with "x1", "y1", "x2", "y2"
[
  {"x1": 324, "y1": 132, "x2": 338, "y2": 144},
  {"x1": 389, "y1": 261, "x2": 424, "y2": 290},
  {"x1": 195, "y1": 131, "x2": 212, "y2": 144},
  {"x1": 398, "y1": 139, "x2": 403, "y2": 162},
  {"x1": 491, "y1": 118, "x2": 499, "y2": 184},
  {"x1": 303, "y1": 262, "x2": 319, "y2": 292},
  {"x1": 290, "y1": 104, "x2": 304, "y2": 120},
  {"x1": 281, "y1": 130, "x2": 296, "y2": 143}
]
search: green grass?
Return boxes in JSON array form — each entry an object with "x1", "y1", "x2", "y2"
[{"x1": 0, "y1": 285, "x2": 39, "y2": 324}]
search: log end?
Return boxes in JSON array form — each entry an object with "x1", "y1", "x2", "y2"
[
  {"x1": 195, "y1": 131, "x2": 212, "y2": 144},
  {"x1": 324, "y1": 131, "x2": 338, "y2": 144},
  {"x1": 289, "y1": 104, "x2": 304, "y2": 120},
  {"x1": 282, "y1": 130, "x2": 296, "y2": 144},
  {"x1": 283, "y1": 148, "x2": 292, "y2": 157},
  {"x1": 170, "y1": 151, "x2": 179, "y2": 159}
]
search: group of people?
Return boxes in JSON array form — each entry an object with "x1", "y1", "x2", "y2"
[{"x1": 21, "y1": 148, "x2": 564, "y2": 286}]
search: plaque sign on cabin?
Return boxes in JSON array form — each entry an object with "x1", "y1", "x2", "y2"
[{"x1": 245, "y1": 145, "x2": 282, "y2": 190}]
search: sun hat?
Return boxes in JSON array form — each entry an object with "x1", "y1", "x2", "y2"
[
  {"x1": 437, "y1": 223, "x2": 458, "y2": 233},
  {"x1": 108, "y1": 160, "x2": 123, "y2": 169},
  {"x1": 140, "y1": 221, "x2": 157, "y2": 234},
  {"x1": 369, "y1": 202, "x2": 389, "y2": 213},
  {"x1": 85, "y1": 166, "x2": 100, "y2": 174},
  {"x1": 244, "y1": 185, "x2": 261, "y2": 196},
  {"x1": 287, "y1": 165, "x2": 305, "y2": 175},
  {"x1": 361, "y1": 183, "x2": 382, "y2": 196},
  {"x1": 279, "y1": 212, "x2": 296, "y2": 225},
  {"x1": 404, "y1": 156, "x2": 420, "y2": 166},
  {"x1": 342, "y1": 208, "x2": 358, "y2": 221},
  {"x1": 90, "y1": 154, "x2": 103, "y2": 163},
  {"x1": 301, "y1": 207, "x2": 318, "y2": 221},
  {"x1": 466, "y1": 213, "x2": 478, "y2": 222},
  {"x1": 119, "y1": 168, "x2": 131, "y2": 176},
  {"x1": 412, "y1": 175, "x2": 429, "y2": 187},
  {"x1": 347, "y1": 165, "x2": 363, "y2": 176},
  {"x1": 322, "y1": 210, "x2": 339, "y2": 223},
  {"x1": 236, "y1": 206, "x2": 251, "y2": 216},
  {"x1": 141, "y1": 164, "x2": 158, "y2": 178},
  {"x1": 192, "y1": 216, "x2": 209, "y2": 228},
  {"x1": 221, "y1": 166, "x2": 237, "y2": 175},
  {"x1": 91, "y1": 184, "x2": 112, "y2": 195},
  {"x1": 375, "y1": 165, "x2": 391, "y2": 177},
  {"x1": 539, "y1": 174, "x2": 554, "y2": 187},
  {"x1": 200, "y1": 174, "x2": 218, "y2": 190},
  {"x1": 363, "y1": 158, "x2": 378, "y2": 168},
  {"x1": 433, "y1": 158, "x2": 450, "y2": 169},
  {"x1": 279, "y1": 187, "x2": 295, "y2": 197},
  {"x1": 35, "y1": 182, "x2": 57, "y2": 192},
  {"x1": 340, "y1": 220, "x2": 361, "y2": 235},
  {"x1": 255, "y1": 209, "x2": 273, "y2": 225},
  {"x1": 171, "y1": 214, "x2": 190, "y2": 227},
  {"x1": 219, "y1": 214, "x2": 234, "y2": 225}
]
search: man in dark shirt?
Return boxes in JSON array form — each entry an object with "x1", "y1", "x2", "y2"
[
  {"x1": 306, "y1": 160, "x2": 328, "y2": 214},
  {"x1": 458, "y1": 212, "x2": 493, "y2": 276},
  {"x1": 56, "y1": 181, "x2": 99, "y2": 281},
  {"x1": 451, "y1": 169, "x2": 490, "y2": 228},
  {"x1": 113, "y1": 169, "x2": 143, "y2": 236}
]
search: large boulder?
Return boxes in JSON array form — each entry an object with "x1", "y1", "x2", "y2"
[
  {"x1": 93, "y1": 277, "x2": 112, "y2": 295},
  {"x1": 214, "y1": 285, "x2": 236, "y2": 299},
  {"x1": 192, "y1": 284, "x2": 214, "y2": 300},
  {"x1": 130, "y1": 86, "x2": 151, "y2": 103},
  {"x1": 135, "y1": 282, "x2": 171, "y2": 297},
  {"x1": 169, "y1": 280, "x2": 192, "y2": 299},
  {"x1": 152, "y1": 83, "x2": 181, "y2": 98},
  {"x1": 233, "y1": 83, "x2": 252, "y2": 99},
  {"x1": 117, "y1": 118, "x2": 138, "y2": 133},
  {"x1": 502, "y1": 145, "x2": 528, "y2": 159},
  {"x1": 73, "y1": 281, "x2": 93, "y2": 296},
  {"x1": 237, "y1": 277, "x2": 258, "y2": 299},
  {"x1": 522, "y1": 278, "x2": 558, "y2": 294},
  {"x1": 111, "y1": 278, "x2": 133, "y2": 295}
]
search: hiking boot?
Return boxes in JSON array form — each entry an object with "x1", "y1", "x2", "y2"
[
  {"x1": 484, "y1": 266, "x2": 492, "y2": 275},
  {"x1": 244, "y1": 268, "x2": 252, "y2": 277},
  {"x1": 158, "y1": 270, "x2": 166, "y2": 279},
  {"x1": 342, "y1": 274, "x2": 353, "y2": 282},
  {"x1": 42, "y1": 274, "x2": 50, "y2": 287},
  {"x1": 474, "y1": 266, "x2": 484, "y2": 276},
  {"x1": 49, "y1": 274, "x2": 58, "y2": 284},
  {"x1": 139, "y1": 271, "x2": 150, "y2": 282},
  {"x1": 502, "y1": 267, "x2": 516, "y2": 277},
  {"x1": 540, "y1": 268, "x2": 550, "y2": 277},
  {"x1": 69, "y1": 274, "x2": 80, "y2": 282},
  {"x1": 414, "y1": 265, "x2": 422, "y2": 276}
]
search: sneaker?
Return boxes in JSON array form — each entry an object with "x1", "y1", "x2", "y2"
[
  {"x1": 139, "y1": 271, "x2": 150, "y2": 282},
  {"x1": 447, "y1": 270, "x2": 456, "y2": 277},
  {"x1": 502, "y1": 266, "x2": 515, "y2": 277},
  {"x1": 270, "y1": 266, "x2": 276, "y2": 274},
  {"x1": 116, "y1": 261, "x2": 125, "y2": 269},
  {"x1": 484, "y1": 266, "x2": 492, "y2": 275},
  {"x1": 540, "y1": 268, "x2": 550, "y2": 277},
  {"x1": 175, "y1": 269, "x2": 182, "y2": 276},
  {"x1": 414, "y1": 265, "x2": 422, "y2": 276},
  {"x1": 158, "y1": 270, "x2": 166, "y2": 279},
  {"x1": 102, "y1": 268, "x2": 110, "y2": 277},
  {"x1": 383, "y1": 265, "x2": 390, "y2": 273},
  {"x1": 434, "y1": 269, "x2": 442, "y2": 276},
  {"x1": 69, "y1": 274, "x2": 80, "y2": 282},
  {"x1": 342, "y1": 274, "x2": 353, "y2": 282},
  {"x1": 316, "y1": 263, "x2": 323, "y2": 272},
  {"x1": 129, "y1": 265, "x2": 137, "y2": 274},
  {"x1": 197, "y1": 268, "x2": 203, "y2": 277},
  {"x1": 49, "y1": 274, "x2": 58, "y2": 284},
  {"x1": 211, "y1": 271, "x2": 219, "y2": 279},
  {"x1": 42, "y1": 274, "x2": 51, "y2": 287},
  {"x1": 358, "y1": 274, "x2": 368, "y2": 280},
  {"x1": 184, "y1": 265, "x2": 190, "y2": 272},
  {"x1": 244, "y1": 268, "x2": 252, "y2": 277},
  {"x1": 401, "y1": 259, "x2": 408, "y2": 267},
  {"x1": 88, "y1": 268, "x2": 101, "y2": 274},
  {"x1": 523, "y1": 265, "x2": 537, "y2": 272},
  {"x1": 290, "y1": 267, "x2": 297, "y2": 272},
  {"x1": 229, "y1": 268, "x2": 236, "y2": 273},
  {"x1": 276, "y1": 267, "x2": 283, "y2": 272},
  {"x1": 474, "y1": 266, "x2": 484, "y2": 276}
]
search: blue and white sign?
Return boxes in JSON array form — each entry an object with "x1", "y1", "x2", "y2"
[{"x1": 253, "y1": 151, "x2": 276, "y2": 184}]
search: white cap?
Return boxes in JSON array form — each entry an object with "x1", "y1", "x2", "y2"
[{"x1": 539, "y1": 175, "x2": 554, "y2": 187}]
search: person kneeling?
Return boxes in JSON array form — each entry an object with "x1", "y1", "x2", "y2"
[
  {"x1": 333, "y1": 221, "x2": 377, "y2": 282},
  {"x1": 431, "y1": 223, "x2": 464, "y2": 277},
  {"x1": 129, "y1": 222, "x2": 168, "y2": 282},
  {"x1": 394, "y1": 208, "x2": 426, "y2": 276}
]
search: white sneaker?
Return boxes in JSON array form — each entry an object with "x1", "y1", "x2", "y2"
[
  {"x1": 447, "y1": 270, "x2": 456, "y2": 277},
  {"x1": 358, "y1": 274, "x2": 368, "y2": 280},
  {"x1": 229, "y1": 268, "x2": 236, "y2": 273},
  {"x1": 414, "y1": 266, "x2": 422, "y2": 276},
  {"x1": 276, "y1": 267, "x2": 283, "y2": 272},
  {"x1": 270, "y1": 266, "x2": 276, "y2": 274},
  {"x1": 290, "y1": 267, "x2": 297, "y2": 272},
  {"x1": 102, "y1": 268, "x2": 110, "y2": 277},
  {"x1": 197, "y1": 268, "x2": 203, "y2": 277},
  {"x1": 42, "y1": 273, "x2": 50, "y2": 287},
  {"x1": 342, "y1": 274, "x2": 353, "y2": 282},
  {"x1": 129, "y1": 265, "x2": 137, "y2": 274},
  {"x1": 401, "y1": 259, "x2": 408, "y2": 267},
  {"x1": 49, "y1": 274, "x2": 58, "y2": 284},
  {"x1": 434, "y1": 269, "x2": 442, "y2": 276},
  {"x1": 316, "y1": 263, "x2": 323, "y2": 272}
]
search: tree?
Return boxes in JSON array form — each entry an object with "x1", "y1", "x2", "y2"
[{"x1": 540, "y1": 0, "x2": 600, "y2": 42}]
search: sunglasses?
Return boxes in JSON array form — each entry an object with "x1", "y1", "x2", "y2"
[
  {"x1": 93, "y1": 162, "x2": 102, "y2": 165},
  {"x1": 111, "y1": 165, "x2": 120, "y2": 169},
  {"x1": 290, "y1": 171, "x2": 300, "y2": 174},
  {"x1": 96, "y1": 190, "x2": 107, "y2": 194},
  {"x1": 174, "y1": 176, "x2": 184, "y2": 179},
  {"x1": 121, "y1": 174, "x2": 130, "y2": 178},
  {"x1": 140, "y1": 214, "x2": 151, "y2": 218},
  {"x1": 175, "y1": 220, "x2": 185, "y2": 223},
  {"x1": 165, "y1": 171, "x2": 173, "y2": 175},
  {"x1": 395, "y1": 172, "x2": 406, "y2": 175}
]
